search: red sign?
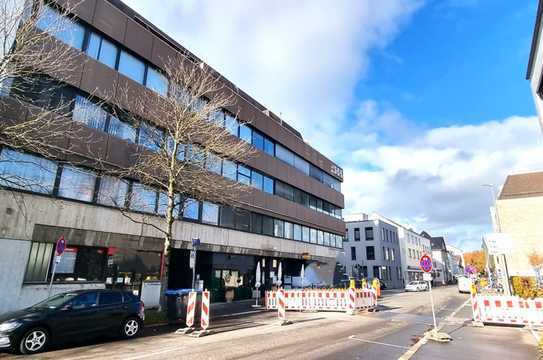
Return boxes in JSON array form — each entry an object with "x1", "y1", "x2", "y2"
[
  {"x1": 55, "y1": 236, "x2": 66, "y2": 256},
  {"x1": 419, "y1": 255, "x2": 433, "y2": 273}
]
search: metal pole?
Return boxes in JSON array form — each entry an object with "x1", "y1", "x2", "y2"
[
  {"x1": 428, "y1": 280, "x2": 437, "y2": 330},
  {"x1": 47, "y1": 258, "x2": 58, "y2": 298},
  {"x1": 191, "y1": 250, "x2": 197, "y2": 290}
]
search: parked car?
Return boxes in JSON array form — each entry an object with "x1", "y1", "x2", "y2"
[
  {"x1": 405, "y1": 281, "x2": 429, "y2": 292},
  {"x1": 0, "y1": 289, "x2": 144, "y2": 355},
  {"x1": 457, "y1": 276, "x2": 473, "y2": 294}
]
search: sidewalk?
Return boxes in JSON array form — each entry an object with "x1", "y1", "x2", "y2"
[{"x1": 412, "y1": 301, "x2": 539, "y2": 360}]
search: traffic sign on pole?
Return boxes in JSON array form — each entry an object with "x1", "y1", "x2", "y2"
[
  {"x1": 55, "y1": 236, "x2": 66, "y2": 256},
  {"x1": 419, "y1": 255, "x2": 433, "y2": 273}
]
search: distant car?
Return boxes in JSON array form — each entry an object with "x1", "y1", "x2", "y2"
[
  {"x1": 457, "y1": 276, "x2": 473, "y2": 294},
  {"x1": 0, "y1": 289, "x2": 144, "y2": 355},
  {"x1": 405, "y1": 281, "x2": 429, "y2": 292}
]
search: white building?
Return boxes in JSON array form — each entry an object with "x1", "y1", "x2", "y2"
[
  {"x1": 341, "y1": 214, "x2": 404, "y2": 289},
  {"x1": 447, "y1": 245, "x2": 465, "y2": 278},
  {"x1": 398, "y1": 227, "x2": 432, "y2": 283}
]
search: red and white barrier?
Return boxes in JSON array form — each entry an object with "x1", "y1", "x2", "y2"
[
  {"x1": 200, "y1": 290, "x2": 210, "y2": 330},
  {"x1": 470, "y1": 294, "x2": 543, "y2": 327},
  {"x1": 186, "y1": 291, "x2": 196, "y2": 328},
  {"x1": 278, "y1": 289, "x2": 287, "y2": 322},
  {"x1": 266, "y1": 288, "x2": 377, "y2": 313}
]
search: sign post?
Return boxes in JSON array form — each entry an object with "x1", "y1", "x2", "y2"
[
  {"x1": 48, "y1": 236, "x2": 66, "y2": 297},
  {"x1": 190, "y1": 238, "x2": 200, "y2": 290},
  {"x1": 419, "y1": 255, "x2": 437, "y2": 330}
]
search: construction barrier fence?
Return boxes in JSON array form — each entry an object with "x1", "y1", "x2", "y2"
[
  {"x1": 265, "y1": 288, "x2": 377, "y2": 313},
  {"x1": 471, "y1": 294, "x2": 543, "y2": 327}
]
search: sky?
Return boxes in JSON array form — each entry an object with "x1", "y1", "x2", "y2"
[{"x1": 124, "y1": 0, "x2": 543, "y2": 251}]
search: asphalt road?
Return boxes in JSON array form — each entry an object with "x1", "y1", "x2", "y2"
[{"x1": 0, "y1": 286, "x2": 537, "y2": 359}]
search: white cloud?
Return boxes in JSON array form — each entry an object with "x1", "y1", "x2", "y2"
[
  {"x1": 343, "y1": 111, "x2": 543, "y2": 251},
  {"x1": 122, "y1": 0, "x2": 422, "y2": 150}
]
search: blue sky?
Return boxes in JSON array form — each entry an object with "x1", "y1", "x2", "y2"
[
  {"x1": 125, "y1": 0, "x2": 543, "y2": 251},
  {"x1": 359, "y1": 0, "x2": 537, "y2": 128}
]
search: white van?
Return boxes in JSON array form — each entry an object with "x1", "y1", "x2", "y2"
[{"x1": 457, "y1": 276, "x2": 472, "y2": 293}]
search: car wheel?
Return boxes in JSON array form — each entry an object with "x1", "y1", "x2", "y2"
[
  {"x1": 19, "y1": 327, "x2": 49, "y2": 355},
  {"x1": 121, "y1": 317, "x2": 142, "y2": 338}
]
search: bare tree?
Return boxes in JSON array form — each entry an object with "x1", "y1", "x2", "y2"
[
  {"x1": 0, "y1": 0, "x2": 96, "y2": 193},
  {"x1": 113, "y1": 57, "x2": 257, "y2": 305}
]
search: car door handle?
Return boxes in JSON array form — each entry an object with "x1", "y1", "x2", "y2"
[{"x1": 122, "y1": 305, "x2": 128, "y2": 310}]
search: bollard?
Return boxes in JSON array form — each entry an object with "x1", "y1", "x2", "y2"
[
  {"x1": 277, "y1": 288, "x2": 292, "y2": 325},
  {"x1": 347, "y1": 287, "x2": 357, "y2": 315},
  {"x1": 191, "y1": 290, "x2": 211, "y2": 337},
  {"x1": 175, "y1": 291, "x2": 197, "y2": 335}
]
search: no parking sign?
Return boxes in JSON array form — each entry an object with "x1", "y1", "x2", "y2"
[{"x1": 419, "y1": 254, "x2": 433, "y2": 273}]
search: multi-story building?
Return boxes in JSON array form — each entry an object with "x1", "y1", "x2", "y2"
[
  {"x1": 0, "y1": 0, "x2": 345, "y2": 312},
  {"x1": 490, "y1": 172, "x2": 543, "y2": 278},
  {"x1": 341, "y1": 214, "x2": 403, "y2": 289},
  {"x1": 421, "y1": 231, "x2": 451, "y2": 286},
  {"x1": 397, "y1": 227, "x2": 432, "y2": 283},
  {"x1": 447, "y1": 245, "x2": 465, "y2": 279},
  {"x1": 527, "y1": 0, "x2": 543, "y2": 131}
]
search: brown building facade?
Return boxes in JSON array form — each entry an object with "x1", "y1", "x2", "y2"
[{"x1": 0, "y1": 0, "x2": 345, "y2": 311}]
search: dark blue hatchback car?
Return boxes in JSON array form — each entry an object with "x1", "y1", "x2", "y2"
[{"x1": 0, "y1": 289, "x2": 144, "y2": 354}]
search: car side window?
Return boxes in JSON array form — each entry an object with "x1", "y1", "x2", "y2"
[
  {"x1": 99, "y1": 292, "x2": 123, "y2": 306},
  {"x1": 70, "y1": 293, "x2": 98, "y2": 310}
]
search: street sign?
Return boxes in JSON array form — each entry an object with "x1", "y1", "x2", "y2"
[
  {"x1": 423, "y1": 273, "x2": 433, "y2": 281},
  {"x1": 483, "y1": 233, "x2": 512, "y2": 256},
  {"x1": 192, "y1": 238, "x2": 200, "y2": 247},
  {"x1": 419, "y1": 255, "x2": 433, "y2": 273},
  {"x1": 189, "y1": 250, "x2": 196, "y2": 269},
  {"x1": 55, "y1": 236, "x2": 66, "y2": 256}
]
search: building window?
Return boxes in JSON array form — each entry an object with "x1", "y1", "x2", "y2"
[
  {"x1": 225, "y1": 114, "x2": 238, "y2": 136},
  {"x1": 201, "y1": 202, "x2": 219, "y2": 225},
  {"x1": 237, "y1": 165, "x2": 251, "y2": 185},
  {"x1": 37, "y1": 6, "x2": 85, "y2": 50},
  {"x1": 391, "y1": 248, "x2": 395, "y2": 262},
  {"x1": 294, "y1": 156, "x2": 310, "y2": 175},
  {"x1": 157, "y1": 192, "x2": 180, "y2": 218},
  {"x1": 274, "y1": 219, "x2": 284, "y2": 238},
  {"x1": 365, "y1": 227, "x2": 374, "y2": 241},
  {"x1": 354, "y1": 228, "x2": 360, "y2": 241},
  {"x1": 138, "y1": 122, "x2": 163, "y2": 152},
  {"x1": 293, "y1": 224, "x2": 302, "y2": 241},
  {"x1": 250, "y1": 170, "x2": 263, "y2": 190},
  {"x1": 58, "y1": 166, "x2": 96, "y2": 202},
  {"x1": 72, "y1": 96, "x2": 108, "y2": 131},
  {"x1": 351, "y1": 247, "x2": 356, "y2": 261},
  {"x1": 384, "y1": 247, "x2": 389, "y2": 261},
  {"x1": 263, "y1": 176, "x2": 274, "y2": 194},
  {"x1": 302, "y1": 226, "x2": 310, "y2": 242},
  {"x1": 366, "y1": 246, "x2": 375, "y2": 261},
  {"x1": 275, "y1": 181, "x2": 294, "y2": 201},
  {"x1": 118, "y1": 50, "x2": 146, "y2": 84},
  {"x1": 239, "y1": 124, "x2": 252, "y2": 143},
  {"x1": 205, "y1": 153, "x2": 222, "y2": 175},
  {"x1": 317, "y1": 230, "x2": 324, "y2": 245},
  {"x1": 264, "y1": 138, "x2": 274, "y2": 156},
  {"x1": 262, "y1": 216, "x2": 274, "y2": 236},
  {"x1": 219, "y1": 206, "x2": 235, "y2": 228},
  {"x1": 222, "y1": 160, "x2": 237, "y2": 181},
  {"x1": 233, "y1": 209, "x2": 250, "y2": 231},
  {"x1": 252, "y1": 131, "x2": 264, "y2": 150},
  {"x1": 146, "y1": 67, "x2": 168, "y2": 96},
  {"x1": 86, "y1": 32, "x2": 118, "y2": 69},
  {"x1": 97, "y1": 176, "x2": 128, "y2": 207},
  {"x1": 310, "y1": 228, "x2": 317, "y2": 244},
  {"x1": 108, "y1": 115, "x2": 136, "y2": 143},
  {"x1": 251, "y1": 213, "x2": 263, "y2": 234},
  {"x1": 275, "y1": 144, "x2": 295, "y2": 166},
  {"x1": 373, "y1": 266, "x2": 380, "y2": 279},
  {"x1": 323, "y1": 232, "x2": 330, "y2": 246},
  {"x1": 0, "y1": 149, "x2": 58, "y2": 194},
  {"x1": 24, "y1": 242, "x2": 54, "y2": 282},
  {"x1": 52, "y1": 245, "x2": 107, "y2": 282},
  {"x1": 284, "y1": 221, "x2": 293, "y2": 239},
  {"x1": 129, "y1": 182, "x2": 157, "y2": 213}
]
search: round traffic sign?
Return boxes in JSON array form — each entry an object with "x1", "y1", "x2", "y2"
[
  {"x1": 55, "y1": 236, "x2": 66, "y2": 256},
  {"x1": 419, "y1": 254, "x2": 433, "y2": 273}
]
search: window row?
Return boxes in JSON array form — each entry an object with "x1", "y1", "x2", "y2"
[
  {"x1": 274, "y1": 180, "x2": 342, "y2": 219},
  {"x1": 350, "y1": 246, "x2": 375, "y2": 261},
  {"x1": 37, "y1": 5, "x2": 168, "y2": 96},
  {"x1": 383, "y1": 247, "x2": 396, "y2": 262},
  {"x1": 0, "y1": 148, "x2": 343, "y2": 249},
  {"x1": 36, "y1": 4, "x2": 343, "y2": 194},
  {"x1": 382, "y1": 228, "x2": 398, "y2": 243}
]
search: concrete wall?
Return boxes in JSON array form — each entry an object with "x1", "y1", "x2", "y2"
[{"x1": 497, "y1": 195, "x2": 543, "y2": 277}]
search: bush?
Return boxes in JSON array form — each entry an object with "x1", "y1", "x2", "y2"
[{"x1": 511, "y1": 276, "x2": 543, "y2": 298}]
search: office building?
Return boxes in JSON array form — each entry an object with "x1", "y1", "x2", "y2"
[{"x1": 0, "y1": 0, "x2": 345, "y2": 312}]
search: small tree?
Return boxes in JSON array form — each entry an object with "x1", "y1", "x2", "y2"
[
  {"x1": 464, "y1": 250, "x2": 486, "y2": 276},
  {"x1": 113, "y1": 57, "x2": 256, "y2": 306}
]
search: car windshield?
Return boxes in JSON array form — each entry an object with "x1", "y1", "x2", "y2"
[
  {"x1": 31, "y1": 292, "x2": 79, "y2": 309},
  {"x1": 408, "y1": 282, "x2": 418, "y2": 285}
]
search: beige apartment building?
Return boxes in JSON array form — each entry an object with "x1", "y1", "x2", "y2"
[{"x1": 495, "y1": 172, "x2": 543, "y2": 277}]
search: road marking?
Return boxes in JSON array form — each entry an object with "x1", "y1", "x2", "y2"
[
  {"x1": 348, "y1": 335, "x2": 410, "y2": 350},
  {"x1": 398, "y1": 297, "x2": 471, "y2": 360},
  {"x1": 117, "y1": 346, "x2": 188, "y2": 360}
]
